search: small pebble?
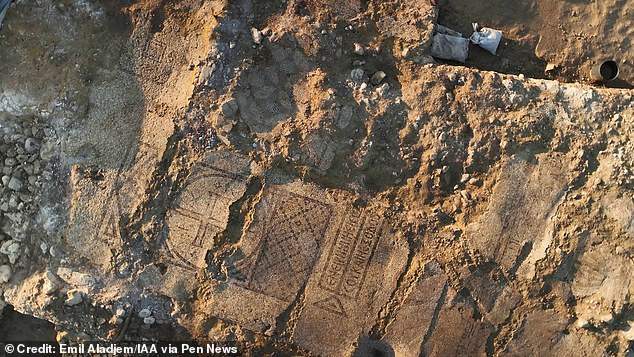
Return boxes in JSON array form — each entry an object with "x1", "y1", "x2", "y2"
[
  {"x1": 0, "y1": 240, "x2": 20, "y2": 264},
  {"x1": 43, "y1": 270, "x2": 60, "y2": 295},
  {"x1": 250, "y1": 28, "x2": 263, "y2": 44},
  {"x1": 0, "y1": 265, "x2": 11, "y2": 283},
  {"x1": 138, "y1": 308, "x2": 152, "y2": 318},
  {"x1": 5, "y1": 158, "x2": 16, "y2": 167},
  {"x1": 24, "y1": 138, "x2": 41, "y2": 153},
  {"x1": 8, "y1": 177, "x2": 23, "y2": 191},
  {"x1": 8, "y1": 195, "x2": 19, "y2": 208},
  {"x1": 143, "y1": 316, "x2": 156, "y2": 325},
  {"x1": 370, "y1": 71, "x2": 386, "y2": 85},
  {"x1": 376, "y1": 83, "x2": 390, "y2": 96},
  {"x1": 337, "y1": 106, "x2": 353, "y2": 129},
  {"x1": 351, "y1": 68, "x2": 365, "y2": 82}
]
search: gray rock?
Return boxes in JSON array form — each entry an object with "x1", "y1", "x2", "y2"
[
  {"x1": 115, "y1": 307, "x2": 126, "y2": 317},
  {"x1": 371, "y1": 71, "x2": 386, "y2": 85},
  {"x1": 6, "y1": 212, "x2": 23, "y2": 224},
  {"x1": 143, "y1": 316, "x2": 156, "y2": 325},
  {"x1": 8, "y1": 195, "x2": 18, "y2": 207},
  {"x1": 7, "y1": 176, "x2": 23, "y2": 191},
  {"x1": 0, "y1": 240, "x2": 20, "y2": 264},
  {"x1": 4, "y1": 158, "x2": 15, "y2": 167},
  {"x1": 337, "y1": 106, "x2": 353, "y2": 129},
  {"x1": 138, "y1": 308, "x2": 152, "y2": 318},
  {"x1": 23, "y1": 165, "x2": 33, "y2": 175},
  {"x1": 0, "y1": 265, "x2": 11, "y2": 283},
  {"x1": 24, "y1": 138, "x2": 41, "y2": 154},
  {"x1": 221, "y1": 99, "x2": 239, "y2": 117},
  {"x1": 43, "y1": 270, "x2": 61, "y2": 295},
  {"x1": 351, "y1": 68, "x2": 365, "y2": 82},
  {"x1": 353, "y1": 43, "x2": 365, "y2": 55},
  {"x1": 65, "y1": 290, "x2": 83, "y2": 306},
  {"x1": 24, "y1": 138, "x2": 40, "y2": 153},
  {"x1": 1, "y1": 175, "x2": 9, "y2": 186},
  {"x1": 18, "y1": 193, "x2": 30, "y2": 204},
  {"x1": 251, "y1": 28, "x2": 263, "y2": 44}
]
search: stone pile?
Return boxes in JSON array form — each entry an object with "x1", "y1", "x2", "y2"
[{"x1": 0, "y1": 113, "x2": 47, "y2": 287}]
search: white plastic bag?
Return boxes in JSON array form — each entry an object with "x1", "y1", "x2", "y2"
[
  {"x1": 470, "y1": 23, "x2": 503, "y2": 55},
  {"x1": 431, "y1": 33, "x2": 469, "y2": 63}
]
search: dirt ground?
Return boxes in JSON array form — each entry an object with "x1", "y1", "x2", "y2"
[{"x1": 0, "y1": 0, "x2": 633, "y2": 356}]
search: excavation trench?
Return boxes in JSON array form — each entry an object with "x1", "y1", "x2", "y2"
[{"x1": 436, "y1": 0, "x2": 634, "y2": 89}]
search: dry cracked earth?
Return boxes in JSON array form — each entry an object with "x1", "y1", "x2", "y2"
[{"x1": 0, "y1": 0, "x2": 633, "y2": 356}]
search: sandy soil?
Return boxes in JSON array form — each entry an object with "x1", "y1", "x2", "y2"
[{"x1": 0, "y1": 0, "x2": 632, "y2": 356}]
